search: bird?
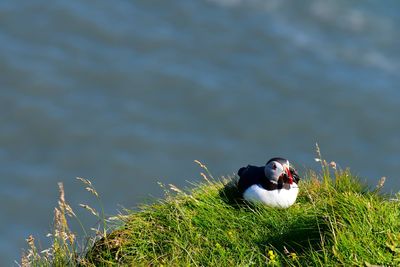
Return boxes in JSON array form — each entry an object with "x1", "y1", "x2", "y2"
[{"x1": 237, "y1": 157, "x2": 300, "y2": 208}]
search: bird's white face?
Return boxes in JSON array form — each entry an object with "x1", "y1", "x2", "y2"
[{"x1": 264, "y1": 160, "x2": 293, "y2": 184}]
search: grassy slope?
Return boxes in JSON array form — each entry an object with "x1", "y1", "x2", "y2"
[{"x1": 86, "y1": 167, "x2": 400, "y2": 266}]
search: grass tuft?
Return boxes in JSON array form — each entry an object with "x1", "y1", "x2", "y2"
[
  {"x1": 20, "y1": 156, "x2": 400, "y2": 266},
  {"x1": 84, "y1": 160, "x2": 400, "y2": 266}
]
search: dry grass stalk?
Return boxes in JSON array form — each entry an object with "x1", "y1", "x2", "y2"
[
  {"x1": 20, "y1": 183, "x2": 78, "y2": 266},
  {"x1": 376, "y1": 176, "x2": 386, "y2": 190},
  {"x1": 77, "y1": 177, "x2": 99, "y2": 198},
  {"x1": 194, "y1": 160, "x2": 214, "y2": 181},
  {"x1": 57, "y1": 182, "x2": 77, "y2": 218},
  {"x1": 76, "y1": 177, "x2": 92, "y2": 186},
  {"x1": 329, "y1": 161, "x2": 337, "y2": 170},
  {"x1": 200, "y1": 172, "x2": 210, "y2": 183},
  {"x1": 21, "y1": 178, "x2": 107, "y2": 266},
  {"x1": 169, "y1": 184, "x2": 183, "y2": 193},
  {"x1": 20, "y1": 253, "x2": 29, "y2": 267},
  {"x1": 194, "y1": 160, "x2": 207, "y2": 169},
  {"x1": 20, "y1": 235, "x2": 38, "y2": 267},
  {"x1": 85, "y1": 187, "x2": 99, "y2": 197},
  {"x1": 79, "y1": 204, "x2": 99, "y2": 217},
  {"x1": 315, "y1": 143, "x2": 322, "y2": 161}
]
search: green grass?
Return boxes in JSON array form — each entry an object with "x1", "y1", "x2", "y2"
[
  {"x1": 22, "y1": 162, "x2": 400, "y2": 266},
  {"x1": 84, "y1": 165, "x2": 400, "y2": 266}
]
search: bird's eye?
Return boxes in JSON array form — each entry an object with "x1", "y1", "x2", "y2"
[{"x1": 271, "y1": 164, "x2": 277, "y2": 170}]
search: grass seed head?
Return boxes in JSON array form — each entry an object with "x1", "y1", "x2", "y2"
[
  {"x1": 376, "y1": 176, "x2": 386, "y2": 190},
  {"x1": 79, "y1": 204, "x2": 99, "y2": 217},
  {"x1": 194, "y1": 160, "x2": 207, "y2": 169},
  {"x1": 76, "y1": 177, "x2": 92, "y2": 186},
  {"x1": 85, "y1": 187, "x2": 99, "y2": 197},
  {"x1": 200, "y1": 172, "x2": 210, "y2": 182},
  {"x1": 329, "y1": 161, "x2": 337, "y2": 170},
  {"x1": 169, "y1": 184, "x2": 182, "y2": 193}
]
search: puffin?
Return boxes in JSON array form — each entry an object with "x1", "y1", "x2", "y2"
[{"x1": 237, "y1": 157, "x2": 300, "y2": 208}]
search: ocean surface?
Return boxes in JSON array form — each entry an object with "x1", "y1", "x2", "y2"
[{"x1": 1, "y1": 0, "x2": 399, "y2": 264}]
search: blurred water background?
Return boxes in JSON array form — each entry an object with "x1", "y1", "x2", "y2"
[{"x1": 1, "y1": 0, "x2": 399, "y2": 264}]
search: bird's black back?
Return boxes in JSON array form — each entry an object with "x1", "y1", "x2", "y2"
[{"x1": 237, "y1": 165, "x2": 265, "y2": 194}]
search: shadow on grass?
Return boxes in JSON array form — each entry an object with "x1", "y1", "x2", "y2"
[
  {"x1": 218, "y1": 177, "x2": 247, "y2": 208},
  {"x1": 265, "y1": 222, "x2": 325, "y2": 251},
  {"x1": 218, "y1": 177, "x2": 329, "y2": 257},
  {"x1": 85, "y1": 228, "x2": 130, "y2": 265},
  {"x1": 254, "y1": 213, "x2": 331, "y2": 263}
]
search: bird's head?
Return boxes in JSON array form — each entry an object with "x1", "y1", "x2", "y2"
[{"x1": 264, "y1": 157, "x2": 300, "y2": 185}]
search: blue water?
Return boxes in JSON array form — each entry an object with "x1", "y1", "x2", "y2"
[{"x1": 1, "y1": 0, "x2": 399, "y2": 264}]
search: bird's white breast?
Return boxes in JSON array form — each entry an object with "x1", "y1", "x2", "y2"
[{"x1": 243, "y1": 183, "x2": 299, "y2": 208}]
